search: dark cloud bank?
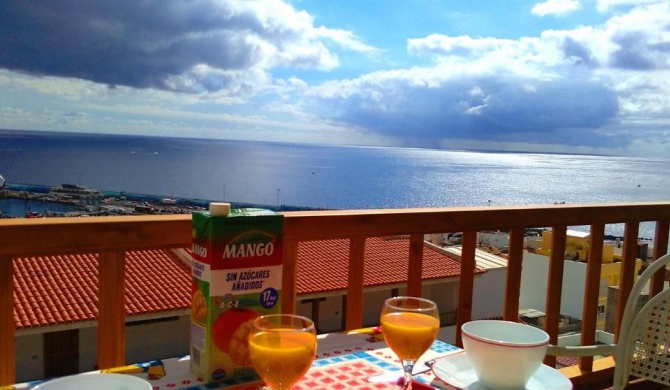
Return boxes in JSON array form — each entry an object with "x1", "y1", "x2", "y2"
[
  {"x1": 0, "y1": 1, "x2": 269, "y2": 91},
  {"x1": 324, "y1": 77, "x2": 621, "y2": 149}
]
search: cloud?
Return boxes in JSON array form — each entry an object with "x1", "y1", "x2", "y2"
[
  {"x1": 561, "y1": 37, "x2": 599, "y2": 67},
  {"x1": 594, "y1": 0, "x2": 662, "y2": 13},
  {"x1": 305, "y1": 2, "x2": 670, "y2": 151},
  {"x1": 532, "y1": 0, "x2": 583, "y2": 17},
  {"x1": 309, "y1": 70, "x2": 619, "y2": 148},
  {"x1": 0, "y1": 0, "x2": 375, "y2": 94},
  {"x1": 603, "y1": 4, "x2": 670, "y2": 70},
  {"x1": 0, "y1": 106, "x2": 92, "y2": 129}
]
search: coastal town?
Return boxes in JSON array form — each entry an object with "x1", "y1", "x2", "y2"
[
  {"x1": 0, "y1": 178, "x2": 318, "y2": 219},
  {"x1": 0, "y1": 180, "x2": 207, "y2": 218}
]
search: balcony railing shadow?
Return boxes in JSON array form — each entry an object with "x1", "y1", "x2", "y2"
[{"x1": 1, "y1": 202, "x2": 669, "y2": 389}]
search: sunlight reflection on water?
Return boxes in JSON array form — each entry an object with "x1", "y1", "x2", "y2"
[{"x1": 2, "y1": 133, "x2": 669, "y2": 238}]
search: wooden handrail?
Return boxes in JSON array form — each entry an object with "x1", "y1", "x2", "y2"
[
  {"x1": 0, "y1": 214, "x2": 192, "y2": 257},
  {"x1": 281, "y1": 202, "x2": 670, "y2": 239},
  {"x1": 1, "y1": 202, "x2": 670, "y2": 386}
]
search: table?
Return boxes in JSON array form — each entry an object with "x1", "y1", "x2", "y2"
[{"x1": 13, "y1": 327, "x2": 462, "y2": 390}]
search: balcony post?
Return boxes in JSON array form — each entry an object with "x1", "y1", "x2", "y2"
[
  {"x1": 544, "y1": 225, "x2": 567, "y2": 367},
  {"x1": 455, "y1": 231, "x2": 476, "y2": 347},
  {"x1": 345, "y1": 237, "x2": 365, "y2": 330},
  {"x1": 0, "y1": 256, "x2": 15, "y2": 386},
  {"x1": 579, "y1": 223, "x2": 605, "y2": 371},
  {"x1": 97, "y1": 251, "x2": 126, "y2": 369},
  {"x1": 650, "y1": 220, "x2": 669, "y2": 297},
  {"x1": 406, "y1": 233, "x2": 424, "y2": 297},
  {"x1": 504, "y1": 228, "x2": 524, "y2": 321},
  {"x1": 281, "y1": 240, "x2": 299, "y2": 315},
  {"x1": 615, "y1": 222, "x2": 639, "y2": 341}
]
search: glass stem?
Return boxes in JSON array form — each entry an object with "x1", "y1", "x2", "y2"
[{"x1": 402, "y1": 360, "x2": 414, "y2": 389}]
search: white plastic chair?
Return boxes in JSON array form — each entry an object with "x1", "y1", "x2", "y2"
[{"x1": 547, "y1": 253, "x2": 670, "y2": 389}]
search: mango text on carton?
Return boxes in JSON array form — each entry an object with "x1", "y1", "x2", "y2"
[{"x1": 223, "y1": 242, "x2": 275, "y2": 259}]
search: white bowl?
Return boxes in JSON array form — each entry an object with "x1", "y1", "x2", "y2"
[
  {"x1": 34, "y1": 373, "x2": 152, "y2": 390},
  {"x1": 461, "y1": 320, "x2": 549, "y2": 390}
]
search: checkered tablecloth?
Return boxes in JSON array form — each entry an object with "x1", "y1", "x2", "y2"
[
  {"x1": 12, "y1": 328, "x2": 461, "y2": 390},
  {"x1": 304, "y1": 328, "x2": 460, "y2": 389}
]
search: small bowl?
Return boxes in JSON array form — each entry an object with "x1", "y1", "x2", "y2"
[{"x1": 461, "y1": 320, "x2": 549, "y2": 390}]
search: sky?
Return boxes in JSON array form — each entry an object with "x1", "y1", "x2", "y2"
[{"x1": 0, "y1": 0, "x2": 669, "y2": 156}]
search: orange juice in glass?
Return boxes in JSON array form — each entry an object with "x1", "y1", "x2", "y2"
[
  {"x1": 381, "y1": 297, "x2": 439, "y2": 389},
  {"x1": 249, "y1": 314, "x2": 317, "y2": 390}
]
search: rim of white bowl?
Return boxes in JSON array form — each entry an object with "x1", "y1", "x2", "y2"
[{"x1": 462, "y1": 320, "x2": 549, "y2": 348}]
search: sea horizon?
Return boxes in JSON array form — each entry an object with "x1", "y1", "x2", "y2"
[
  {"x1": 2, "y1": 129, "x2": 670, "y2": 239},
  {"x1": 0, "y1": 128, "x2": 625, "y2": 159}
]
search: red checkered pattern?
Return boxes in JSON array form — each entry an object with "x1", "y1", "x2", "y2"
[{"x1": 296, "y1": 361, "x2": 397, "y2": 389}]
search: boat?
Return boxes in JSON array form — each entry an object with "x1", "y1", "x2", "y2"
[
  {"x1": 49, "y1": 184, "x2": 104, "y2": 205},
  {"x1": 0, "y1": 174, "x2": 5, "y2": 188}
]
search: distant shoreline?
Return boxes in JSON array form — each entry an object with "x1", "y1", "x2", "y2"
[{"x1": 0, "y1": 182, "x2": 326, "y2": 218}]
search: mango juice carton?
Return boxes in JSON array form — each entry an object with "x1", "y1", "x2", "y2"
[{"x1": 190, "y1": 202, "x2": 283, "y2": 382}]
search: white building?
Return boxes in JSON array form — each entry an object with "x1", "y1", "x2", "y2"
[{"x1": 519, "y1": 252, "x2": 608, "y2": 320}]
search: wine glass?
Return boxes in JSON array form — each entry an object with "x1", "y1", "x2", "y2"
[
  {"x1": 248, "y1": 314, "x2": 317, "y2": 390},
  {"x1": 381, "y1": 296, "x2": 440, "y2": 390}
]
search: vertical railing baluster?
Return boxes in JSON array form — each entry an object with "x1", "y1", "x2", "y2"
[
  {"x1": 97, "y1": 251, "x2": 126, "y2": 369},
  {"x1": 282, "y1": 240, "x2": 299, "y2": 314},
  {"x1": 504, "y1": 228, "x2": 524, "y2": 321},
  {"x1": 579, "y1": 223, "x2": 604, "y2": 371},
  {"x1": 407, "y1": 233, "x2": 424, "y2": 297},
  {"x1": 614, "y1": 222, "x2": 639, "y2": 341},
  {"x1": 345, "y1": 237, "x2": 365, "y2": 330},
  {"x1": 455, "y1": 231, "x2": 476, "y2": 347},
  {"x1": 544, "y1": 225, "x2": 567, "y2": 367},
  {"x1": 0, "y1": 256, "x2": 15, "y2": 386},
  {"x1": 650, "y1": 220, "x2": 669, "y2": 297}
]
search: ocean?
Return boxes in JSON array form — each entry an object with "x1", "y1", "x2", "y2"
[{"x1": 2, "y1": 129, "x2": 670, "y2": 238}]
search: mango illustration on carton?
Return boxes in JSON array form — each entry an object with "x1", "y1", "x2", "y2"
[{"x1": 190, "y1": 203, "x2": 283, "y2": 383}]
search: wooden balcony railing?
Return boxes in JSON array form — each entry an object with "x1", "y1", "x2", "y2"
[{"x1": 1, "y1": 202, "x2": 669, "y2": 388}]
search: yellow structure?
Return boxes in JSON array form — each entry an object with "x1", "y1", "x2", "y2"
[
  {"x1": 536, "y1": 229, "x2": 615, "y2": 263},
  {"x1": 536, "y1": 229, "x2": 642, "y2": 329}
]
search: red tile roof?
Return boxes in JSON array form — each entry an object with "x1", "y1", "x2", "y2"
[
  {"x1": 13, "y1": 250, "x2": 192, "y2": 329},
  {"x1": 13, "y1": 237, "x2": 485, "y2": 328},
  {"x1": 297, "y1": 236, "x2": 484, "y2": 295}
]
